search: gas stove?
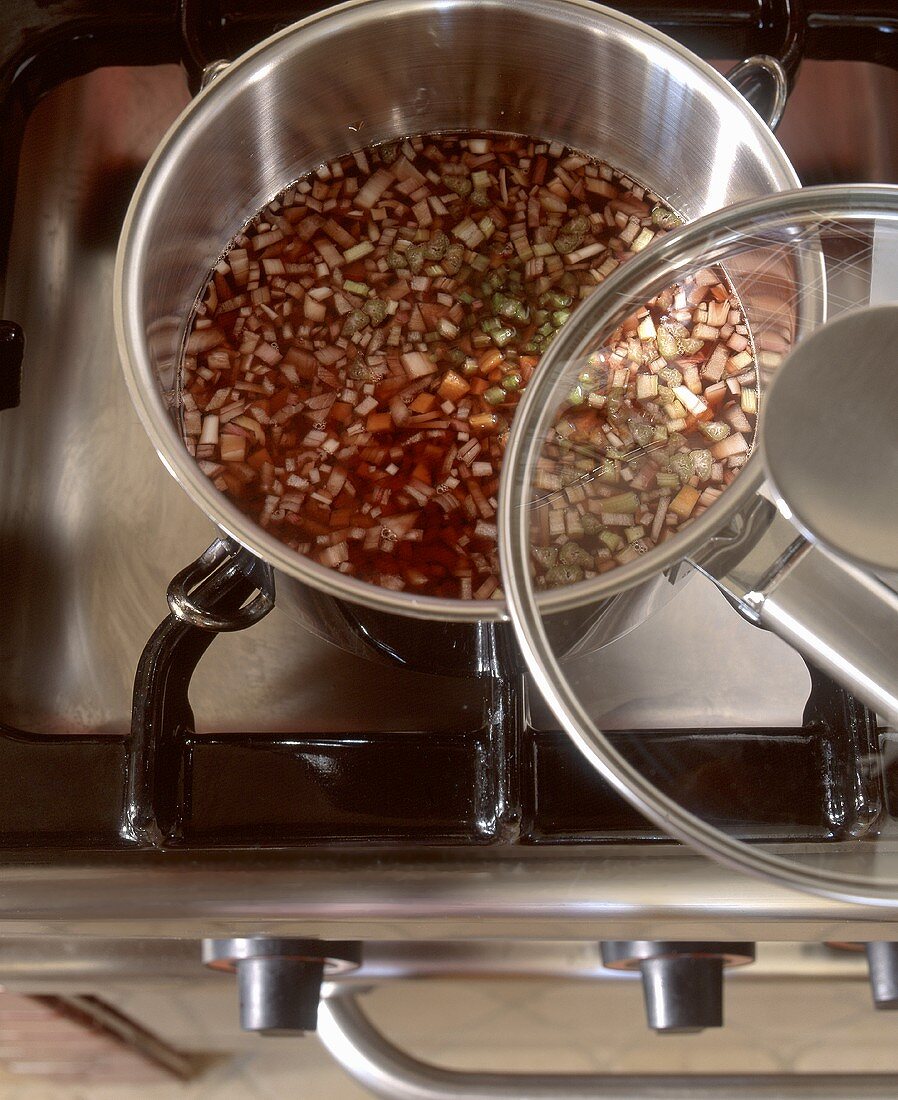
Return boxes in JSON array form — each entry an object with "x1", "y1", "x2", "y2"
[{"x1": 2, "y1": 0, "x2": 898, "y2": 1092}]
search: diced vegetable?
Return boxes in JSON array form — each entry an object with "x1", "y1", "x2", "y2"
[{"x1": 182, "y1": 130, "x2": 756, "y2": 600}]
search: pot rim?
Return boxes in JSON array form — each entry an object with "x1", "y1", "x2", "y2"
[{"x1": 114, "y1": 0, "x2": 798, "y2": 623}]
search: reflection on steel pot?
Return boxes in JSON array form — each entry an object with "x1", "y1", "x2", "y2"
[{"x1": 115, "y1": 0, "x2": 797, "y2": 674}]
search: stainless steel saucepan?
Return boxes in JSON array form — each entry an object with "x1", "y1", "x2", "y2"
[{"x1": 115, "y1": 0, "x2": 796, "y2": 674}]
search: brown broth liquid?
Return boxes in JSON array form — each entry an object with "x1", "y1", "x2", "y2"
[{"x1": 181, "y1": 132, "x2": 756, "y2": 599}]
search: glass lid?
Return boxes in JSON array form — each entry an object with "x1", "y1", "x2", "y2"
[{"x1": 498, "y1": 184, "x2": 898, "y2": 905}]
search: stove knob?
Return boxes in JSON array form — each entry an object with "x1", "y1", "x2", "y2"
[
  {"x1": 237, "y1": 956, "x2": 325, "y2": 1035},
  {"x1": 601, "y1": 941, "x2": 755, "y2": 1033},
  {"x1": 866, "y1": 942, "x2": 898, "y2": 1009},
  {"x1": 202, "y1": 938, "x2": 362, "y2": 1035}
]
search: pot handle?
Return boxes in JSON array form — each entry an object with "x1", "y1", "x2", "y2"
[
  {"x1": 168, "y1": 537, "x2": 275, "y2": 632},
  {"x1": 727, "y1": 55, "x2": 790, "y2": 130},
  {"x1": 691, "y1": 498, "x2": 898, "y2": 727}
]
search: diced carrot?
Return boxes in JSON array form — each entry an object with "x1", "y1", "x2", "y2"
[
  {"x1": 410, "y1": 392, "x2": 437, "y2": 413},
  {"x1": 268, "y1": 388, "x2": 292, "y2": 414},
  {"x1": 412, "y1": 462, "x2": 431, "y2": 484},
  {"x1": 367, "y1": 411, "x2": 392, "y2": 433},
  {"x1": 420, "y1": 302, "x2": 449, "y2": 328},
  {"x1": 342, "y1": 260, "x2": 368, "y2": 280},
  {"x1": 704, "y1": 382, "x2": 727, "y2": 407},
  {"x1": 246, "y1": 448, "x2": 272, "y2": 470},
  {"x1": 219, "y1": 434, "x2": 246, "y2": 463},
  {"x1": 478, "y1": 348, "x2": 504, "y2": 373},
  {"x1": 329, "y1": 401, "x2": 353, "y2": 423},
  {"x1": 330, "y1": 508, "x2": 356, "y2": 527},
  {"x1": 468, "y1": 377, "x2": 489, "y2": 395},
  {"x1": 300, "y1": 517, "x2": 332, "y2": 536},
  {"x1": 382, "y1": 279, "x2": 411, "y2": 301},
  {"x1": 669, "y1": 485, "x2": 701, "y2": 519},
  {"x1": 438, "y1": 370, "x2": 470, "y2": 402},
  {"x1": 221, "y1": 471, "x2": 245, "y2": 496},
  {"x1": 283, "y1": 347, "x2": 318, "y2": 378},
  {"x1": 519, "y1": 355, "x2": 539, "y2": 381}
]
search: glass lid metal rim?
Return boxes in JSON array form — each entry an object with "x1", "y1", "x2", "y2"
[{"x1": 498, "y1": 183, "x2": 898, "y2": 906}]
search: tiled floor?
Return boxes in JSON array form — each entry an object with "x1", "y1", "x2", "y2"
[{"x1": 0, "y1": 973, "x2": 896, "y2": 1098}]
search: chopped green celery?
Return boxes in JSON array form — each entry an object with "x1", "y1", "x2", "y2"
[
  {"x1": 544, "y1": 563, "x2": 584, "y2": 586},
  {"x1": 532, "y1": 546, "x2": 558, "y2": 569},
  {"x1": 659, "y1": 366, "x2": 683, "y2": 388},
  {"x1": 443, "y1": 243, "x2": 464, "y2": 274},
  {"x1": 424, "y1": 231, "x2": 449, "y2": 260},
  {"x1": 559, "y1": 540, "x2": 593, "y2": 568},
  {"x1": 700, "y1": 421, "x2": 731, "y2": 442},
  {"x1": 669, "y1": 452, "x2": 693, "y2": 481},
  {"x1": 541, "y1": 290, "x2": 573, "y2": 309},
  {"x1": 652, "y1": 205, "x2": 682, "y2": 229},
  {"x1": 343, "y1": 280, "x2": 370, "y2": 296},
  {"x1": 363, "y1": 298, "x2": 388, "y2": 325},
  {"x1": 342, "y1": 309, "x2": 369, "y2": 336},
  {"x1": 442, "y1": 174, "x2": 472, "y2": 196},
  {"x1": 690, "y1": 448, "x2": 713, "y2": 479},
  {"x1": 598, "y1": 491, "x2": 638, "y2": 513},
  {"x1": 631, "y1": 423, "x2": 654, "y2": 448}
]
